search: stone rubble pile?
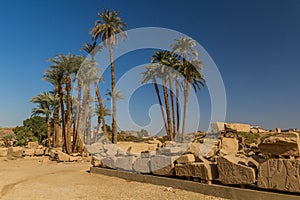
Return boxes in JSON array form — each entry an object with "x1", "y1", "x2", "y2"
[{"x1": 91, "y1": 131, "x2": 300, "y2": 193}]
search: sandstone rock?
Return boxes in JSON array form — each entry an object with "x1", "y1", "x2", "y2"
[
  {"x1": 258, "y1": 132, "x2": 300, "y2": 157},
  {"x1": 258, "y1": 128, "x2": 267, "y2": 133},
  {"x1": 217, "y1": 155, "x2": 256, "y2": 185},
  {"x1": 115, "y1": 156, "x2": 136, "y2": 171},
  {"x1": 175, "y1": 162, "x2": 218, "y2": 181},
  {"x1": 34, "y1": 148, "x2": 44, "y2": 156},
  {"x1": 150, "y1": 155, "x2": 179, "y2": 176},
  {"x1": 91, "y1": 156, "x2": 102, "y2": 167},
  {"x1": 161, "y1": 147, "x2": 182, "y2": 156},
  {"x1": 44, "y1": 148, "x2": 50, "y2": 156},
  {"x1": 250, "y1": 128, "x2": 258, "y2": 134},
  {"x1": 258, "y1": 159, "x2": 300, "y2": 192},
  {"x1": 101, "y1": 157, "x2": 117, "y2": 169},
  {"x1": 57, "y1": 151, "x2": 70, "y2": 162},
  {"x1": 225, "y1": 123, "x2": 250, "y2": 133},
  {"x1": 27, "y1": 141, "x2": 39, "y2": 149},
  {"x1": 0, "y1": 148, "x2": 8, "y2": 157},
  {"x1": 211, "y1": 122, "x2": 225, "y2": 133},
  {"x1": 276, "y1": 128, "x2": 282, "y2": 133},
  {"x1": 219, "y1": 137, "x2": 239, "y2": 156},
  {"x1": 69, "y1": 156, "x2": 79, "y2": 162},
  {"x1": 49, "y1": 149, "x2": 57, "y2": 158},
  {"x1": 133, "y1": 157, "x2": 151, "y2": 173},
  {"x1": 23, "y1": 148, "x2": 35, "y2": 156},
  {"x1": 7, "y1": 147, "x2": 24, "y2": 158},
  {"x1": 176, "y1": 154, "x2": 195, "y2": 164}
]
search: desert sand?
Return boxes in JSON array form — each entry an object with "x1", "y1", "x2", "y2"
[{"x1": 0, "y1": 157, "x2": 224, "y2": 200}]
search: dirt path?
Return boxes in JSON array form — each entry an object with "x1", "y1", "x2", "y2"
[{"x1": 0, "y1": 157, "x2": 225, "y2": 200}]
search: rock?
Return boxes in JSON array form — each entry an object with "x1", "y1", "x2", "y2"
[
  {"x1": 34, "y1": 148, "x2": 45, "y2": 156},
  {"x1": 0, "y1": 148, "x2": 8, "y2": 157},
  {"x1": 219, "y1": 137, "x2": 239, "y2": 156},
  {"x1": 116, "y1": 148, "x2": 127, "y2": 157},
  {"x1": 27, "y1": 141, "x2": 39, "y2": 149},
  {"x1": 217, "y1": 155, "x2": 256, "y2": 185},
  {"x1": 175, "y1": 162, "x2": 218, "y2": 181},
  {"x1": 258, "y1": 159, "x2": 300, "y2": 192},
  {"x1": 101, "y1": 157, "x2": 117, "y2": 169},
  {"x1": 49, "y1": 149, "x2": 57, "y2": 158},
  {"x1": 211, "y1": 122, "x2": 225, "y2": 133},
  {"x1": 276, "y1": 128, "x2": 282, "y2": 133},
  {"x1": 176, "y1": 154, "x2": 195, "y2": 164},
  {"x1": 115, "y1": 156, "x2": 136, "y2": 171},
  {"x1": 150, "y1": 155, "x2": 179, "y2": 176},
  {"x1": 258, "y1": 132, "x2": 300, "y2": 157},
  {"x1": 57, "y1": 151, "x2": 70, "y2": 162},
  {"x1": 258, "y1": 128, "x2": 267, "y2": 133},
  {"x1": 224, "y1": 123, "x2": 251, "y2": 133},
  {"x1": 85, "y1": 143, "x2": 104, "y2": 155},
  {"x1": 7, "y1": 147, "x2": 24, "y2": 158},
  {"x1": 133, "y1": 157, "x2": 151, "y2": 173},
  {"x1": 37, "y1": 145, "x2": 44, "y2": 149},
  {"x1": 91, "y1": 156, "x2": 102, "y2": 167},
  {"x1": 250, "y1": 128, "x2": 258, "y2": 134},
  {"x1": 103, "y1": 144, "x2": 118, "y2": 157},
  {"x1": 69, "y1": 156, "x2": 79, "y2": 162},
  {"x1": 23, "y1": 148, "x2": 35, "y2": 156},
  {"x1": 161, "y1": 147, "x2": 182, "y2": 156},
  {"x1": 44, "y1": 148, "x2": 50, "y2": 156}
]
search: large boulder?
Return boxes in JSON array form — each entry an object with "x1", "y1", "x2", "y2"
[
  {"x1": 217, "y1": 155, "x2": 256, "y2": 185},
  {"x1": 225, "y1": 123, "x2": 250, "y2": 133},
  {"x1": 133, "y1": 157, "x2": 151, "y2": 173},
  {"x1": 258, "y1": 159, "x2": 300, "y2": 192},
  {"x1": 7, "y1": 147, "x2": 24, "y2": 158},
  {"x1": 175, "y1": 162, "x2": 218, "y2": 181},
  {"x1": 115, "y1": 156, "x2": 136, "y2": 171},
  {"x1": 258, "y1": 132, "x2": 300, "y2": 157},
  {"x1": 150, "y1": 155, "x2": 179, "y2": 176},
  {"x1": 219, "y1": 137, "x2": 239, "y2": 156},
  {"x1": 0, "y1": 148, "x2": 8, "y2": 157}
]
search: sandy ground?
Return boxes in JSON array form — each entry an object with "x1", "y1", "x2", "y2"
[{"x1": 0, "y1": 157, "x2": 225, "y2": 200}]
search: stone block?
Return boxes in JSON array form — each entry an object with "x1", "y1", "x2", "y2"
[
  {"x1": 211, "y1": 122, "x2": 225, "y2": 133},
  {"x1": 57, "y1": 151, "x2": 70, "y2": 162},
  {"x1": 101, "y1": 157, "x2": 117, "y2": 169},
  {"x1": 23, "y1": 148, "x2": 35, "y2": 156},
  {"x1": 150, "y1": 155, "x2": 179, "y2": 176},
  {"x1": 175, "y1": 162, "x2": 218, "y2": 181},
  {"x1": 7, "y1": 147, "x2": 24, "y2": 158},
  {"x1": 103, "y1": 144, "x2": 118, "y2": 157},
  {"x1": 225, "y1": 123, "x2": 251, "y2": 132},
  {"x1": 34, "y1": 148, "x2": 45, "y2": 156},
  {"x1": 176, "y1": 154, "x2": 195, "y2": 164},
  {"x1": 0, "y1": 148, "x2": 8, "y2": 157},
  {"x1": 115, "y1": 156, "x2": 136, "y2": 171},
  {"x1": 27, "y1": 141, "x2": 39, "y2": 149},
  {"x1": 219, "y1": 137, "x2": 239, "y2": 156},
  {"x1": 133, "y1": 157, "x2": 151, "y2": 173},
  {"x1": 217, "y1": 155, "x2": 256, "y2": 185},
  {"x1": 91, "y1": 156, "x2": 102, "y2": 167}
]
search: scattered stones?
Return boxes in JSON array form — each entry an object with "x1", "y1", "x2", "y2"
[
  {"x1": 217, "y1": 155, "x2": 256, "y2": 185},
  {"x1": 258, "y1": 132, "x2": 300, "y2": 157},
  {"x1": 258, "y1": 159, "x2": 300, "y2": 193}
]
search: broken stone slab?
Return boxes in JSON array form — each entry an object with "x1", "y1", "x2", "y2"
[
  {"x1": 7, "y1": 147, "x2": 24, "y2": 158},
  {"x1": 115, "y1": 156, "x2": 136, "y2": 171},
  {"x1": 150, "y1": 155, "x2": 179, "y2": 176},
  {"x1": 91, "y1": 156, "x2": 102, "y2": 167},
  {"x1": 57, "y1": 151, "x2": 70, "y2": 162},
  {"x1": 258, "y1": 132, "x2": 300, "y2": 157},
  {"x1": 103, "y1": 144, "x2": 119, "y2": 157},
  {"x1": 23, "y1": 148, "x2": 35, "y2": 157},
  {"x1": 211, "y1": 122, "x2": 225, "y2": 133},
  {"x1": 257, "y1": 159, "x2": 300, "y2": 193},
  {"x1": 0, "y1": 148, "x2": 8, "y2": 157},
  {"x1": 217, "y1": 155, "x2": 256, "y2": 185},
  {"x1": 176, "y1": 154, "x2": 195, "y2": 164},
  {"x1": 175, "y1": 162, "x2": 218, "y2": 181},
  {"x1": 224, "y1": 123, "x2": 251, "y2": 133},
  {"x1": 85, "y1": 142, "x2": 105, "y2": 155},
  {"x1": 161, "y1": 147, "x2": 183, "y2": 156},
  {"x1": 219, "y1": 137, "x2": 239, "y2": 156},
  {"x1": 34, "y1": 148, "x2": 45, "y2": 156},
  {"x1": 133, "y1": 157, "x2": 151, "y2": 173},
  {"x1": 101, "y1": 157, "x2": 117, "y2": 169},
  {"x1": 69, "y1": 156, "x2": 80, "y2": 162}
]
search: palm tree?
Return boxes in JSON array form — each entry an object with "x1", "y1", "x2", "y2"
[
  {"x1": 171, "y1": 37, "x2": 199, "y2": 140},
  {"x1": 90, "y1": 9, "x2": 127, "y2": 144},
  {"x1": 94, "y1": 106, "x2": 111, "y2": 139},
  {"x1": 141, "y1": 64, "x2": 168, "y2": 138},
  {"x1": 31, "y1": 92, "x2": 58, "y2": 147},
  {"x1": 80, "y1": 42, "x2": 108, "y2": 138},
  {"x1": 43, "y1": 68, "x2": 64, "y2": 147}
]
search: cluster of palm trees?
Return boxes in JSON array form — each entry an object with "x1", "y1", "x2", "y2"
[
  {"x1": 142, "y1": 38, "x2": 205, "y2": 141},
  {"x1": 31, "y1": 9, "x2": 127, "y2": 154},
  {"x1": 30, "y1": 8, "x2": 205, "y2": 155}
]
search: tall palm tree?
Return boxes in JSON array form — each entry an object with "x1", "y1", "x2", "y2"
[
  {"x1": 43, "y1": 68, "x2": 64, "y2": 147},
  {"x1": 90, "y1": 9, "x2": 127, "y2": 144},
  {"x1": 151, "y1": 51, "x2": 173, "y2": 140},
  {"x1": 31, "y1": 92, "x2": 58, "y2": 147},
  {"x1": 171, "y1": 37, "x2": 199, "y2": 140},
  {"x1": 94, "y1": 106, "x2": 111, "y2": 140},
  {"x1": 80, "y1": 42, "x2": 108, "y2": 139}
]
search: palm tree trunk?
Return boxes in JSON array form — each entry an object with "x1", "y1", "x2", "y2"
[
  {"x1": 53, "y1": 87, "x2": 60, "y2": 147},
  {"x1": 82, "y1": 85, "x2": 90, "y2": 145},
  {"x1": 95, "y1": 82, "x2": 108, "y2": 137},
  {"x1": 162, "y1": 80, "x2": 173, "y2": 140},
  {"x1": 181, "y1": 79, "x2": 190, "y2": 142},
  {"x1": 168, "y1": 72, "x2": 176, "y2": 139},
  {"x1": 46, "y1": 117, "x2": 51, "y2": 147},
  {"x1": 175, "y1": 77, "x2": 180, "y2": 141},
  {"x1": 73, "y1": 79, "x2": 82, "y2": 152},
  {"x1": 109, "y1": 44, "x2": 117, "y2": 144},
  {"x1": 59, "y1": 86, "x2": 67, "y2": 152},
  {"x1": 65, "y1": 75, "x2": 72, "y2": 154},
  {"x1": 153, "y1": 78, "x2": 168, "y2": 136}
]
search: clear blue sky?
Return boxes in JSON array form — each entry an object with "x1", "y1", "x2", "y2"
[{"x1": 0, "y1": 0, "x2": 300, "y2": 131}]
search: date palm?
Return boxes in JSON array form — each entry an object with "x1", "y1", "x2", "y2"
[{"x1": 90, "y1": 9, "x2": 127, "y2": 144}]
